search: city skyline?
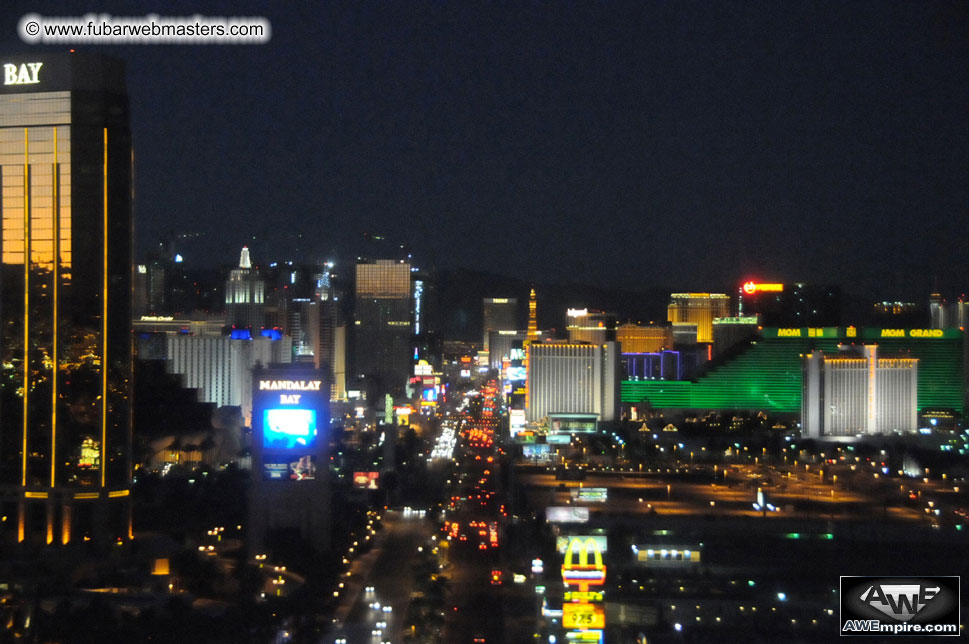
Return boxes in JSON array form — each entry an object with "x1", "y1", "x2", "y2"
[
  {"x1": 0, "y1": 7, "x2": 967, "y2": 642},
  {"x1": 1, "y1": 1, "x2": 967, "y2": 300}
]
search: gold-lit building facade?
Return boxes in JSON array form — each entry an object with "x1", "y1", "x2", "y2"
[
  {"x1": 616, "y1": 323, "x2": 672, "y2": 353},
  {"x1": 667, "y1": 293, "x2": 730, "y2": 344},
  {"x1": 0, "y1": 53, "x2": 132, "y2": 548}
]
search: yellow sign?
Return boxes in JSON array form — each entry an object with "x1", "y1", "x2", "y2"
[
  {"x1": 881, "y1": 329, "x2": 905, "y2": 337},
  {"x1": 562, "y1": 537, "x2": 606, "y2": 588},
  {"x1": 909, "y1": 329, "x2": 944, "y2": 338},
  {"x1": 777, "y1": 328, "x2": 801, "y2": 337},
  {"x1": 565, "y1": 590, "x2": 604, "y2": 603},
  {"x1": 563, "y1": 603, "x2": 605, "y2": 629}
]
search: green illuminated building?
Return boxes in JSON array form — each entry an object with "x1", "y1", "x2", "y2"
[{"x1": 622, "y1": 327, "x2": 966, "y2": 415}]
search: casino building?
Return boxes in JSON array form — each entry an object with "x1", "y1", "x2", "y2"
[
  {"x1": 527, "y1": 341, "x2": 620, "y2": 423},
  {"x1": 667, "y1": 293, "x2": 730, "y2": 344},
  {"x1": 802, "y1": 346, "x2": 918, "y2": 438},
  {"x1": 0, "y1": 53, "x2": 132, "y2": 548},
  {"x1": 622, "y1": 327, "x2": 966, "y2": 421}
]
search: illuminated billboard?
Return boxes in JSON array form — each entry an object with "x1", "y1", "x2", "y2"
[
  {"x1": 250, "y1": 366, "x2": 329, "y2": 554},
  {"x1": 522, "y1": 444, "x2": 552, "y2": 458},
  {"x1": 505, "y1": 365, "x2": 526, "y2": 381},
  {"x1": 509, "y1": 408, "x2": 526, "y2": 435},
  {"x1": 563, "y1": 603, "x2": 605, "y2": 630},
  {"x1": 547, "y1": 506, "x2": 590, "y2": 523},
  {"x1": 570, "y1": 487, "x2": 608, "y2": 503},
  {"x1": 353, "y1": 471, "x2": 380, "y2": 489},
  {"x1": 742, "y1": 281, "x2": 784, "y2": 294},
  {"x1": 263, "y1": 409, "x2": 317, "y2": 449},
  {"x1": 549, "y1": 413, "x2": 598, "y2": 434},
  {"x1": 263, "y1": 455, "x2": 317, "y2": 481}
]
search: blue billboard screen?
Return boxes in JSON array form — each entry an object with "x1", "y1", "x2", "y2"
[{"x1": 263, "y1": 409, "x2": 317, "y2": 449}]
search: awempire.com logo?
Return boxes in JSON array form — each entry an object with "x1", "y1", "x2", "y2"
[{"x1": 840, "y1": 576, "x2": 960, "y2": 636}]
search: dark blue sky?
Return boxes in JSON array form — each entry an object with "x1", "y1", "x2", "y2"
[{"x1": 3, "y1": 1, "x2": 968, "y2": 299}]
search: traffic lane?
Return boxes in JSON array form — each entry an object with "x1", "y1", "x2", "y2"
[
  {"x1": 442, "y1": 542, "x2": 504, "y2": 644},
  {"x1": 326, "y1": 511, "x2": 431, "y2": 644}
]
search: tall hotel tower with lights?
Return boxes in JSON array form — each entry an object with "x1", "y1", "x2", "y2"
[
  {"x1": 0, "y1": 53, "x2": 132, "y2": 548},
  {"x1": 354, "y1": 259, "x2": 412, "y2": 396}
]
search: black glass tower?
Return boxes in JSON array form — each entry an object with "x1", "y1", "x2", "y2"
[{"x1": 0, "y1": 53, "x2": 132, "y2": 548}]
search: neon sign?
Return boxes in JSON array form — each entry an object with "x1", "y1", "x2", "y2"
[
  {"x1": 742, "y1": 281, "x2": 784, "y2": 294},
  {"x1": 563, "y1": 603, "x2": 605, "y2": 629},
  {"x1": 3, "y1": 62, "x2": 42, "y2": 86},
  {"x1": 259, "y1": 379, "x2": 322, "y2": 391},
  {"x1": 562, "y1": 537, "x2": 606, "y2": 590}
]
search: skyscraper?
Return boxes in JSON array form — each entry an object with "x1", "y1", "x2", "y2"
[
  {"x1": 316, "y1": 263, "x2": 345, "y2": 400},
  {"x1": 225, "y1": 246, "x2": 265, "y2": 332},
  {"x1": 353, "y1": 259, "x2": 412, "y2": 396},
  {"x1": 566, "y1": 308, "x2": 616, "y2": 344},
  {"x1": 482, "y1": 297, "x2": 518, "y2": 352},
  {"x1": 667, "y1": 293, "x2": 730, "y2": 344},
  {"x1": 0, "y1": 53, "x2": 132, "y2": 546}
]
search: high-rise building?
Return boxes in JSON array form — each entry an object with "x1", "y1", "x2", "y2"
[
  {"x1": 316, "y1": 263, "x2": 346, "y2": 400},
  {"x1": 566, "y1": 309, "x2": 616, "y2": 345},
  {"x1": 0, "y1": 53, "x2": 132, "y2": 547},
  {"x1": 802, "y1": 346, "x2": 918, "y2": 438},
  {"x1": 286, "y1": 298, "x2": 318, "y2": 363},
  {"x1": 225, "y1": 246, "x2": 265, "y2": 332},
  {"x1": 526, "y1": 341, "x2": 619, "y2": 423},
  {"x1": 354, "y1": 259, "x2": 412, "y2": 396},
  {"x1": 667, "y1": 293, "x2": 730, "y2": 344},
  {"x1": 163, "y1": 333, "x2": 292, "y2": 426},
  {"x1": 482, "y1": 297, "x2": 518, "y2": 352},
  {"x1": 616, "y1": 323, "x2": 672, "y2": 353}
]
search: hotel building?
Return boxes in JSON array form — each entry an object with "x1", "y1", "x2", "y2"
[
  {"x1": 802, "y1": 345, "x2": 918, "y2": 438},
  {"x1": 667, "y1": 293, "x2": 730, "y2": 344},
  {"x1": 526, "y1": 341, "x2": 620, "y2": 423},
  {"x1": 0, "y1": 53, "x2": 132, "y2": 547}
]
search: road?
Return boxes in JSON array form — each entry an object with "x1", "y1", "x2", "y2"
[{"x1": 324, "y1": 510, "x2": 433, "y2": 644}]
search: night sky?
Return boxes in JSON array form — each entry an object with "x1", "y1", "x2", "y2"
[{"x1": 2, "y1": 1, "x2": 968, "y2": 299}]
